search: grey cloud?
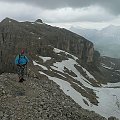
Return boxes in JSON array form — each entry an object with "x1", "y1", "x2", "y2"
[
  {"x1": 1, "y1": 0, "x2": 120, "y2": 15},
  {"x1": 44, "y1": 12, "x2": 115, "y2": 23}
]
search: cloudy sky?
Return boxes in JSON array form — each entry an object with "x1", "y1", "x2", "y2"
[{"x1": 0, "y1": 0, "x2": 120, "y2": 29}]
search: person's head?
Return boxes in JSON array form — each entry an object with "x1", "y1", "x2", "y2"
[{"x1": 21, "y1": 49, "x2": 25, "y2": 54}]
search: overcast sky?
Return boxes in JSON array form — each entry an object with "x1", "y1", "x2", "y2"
[{"x1": 0, "y1": 0, "x2": 120, "y2": 29}]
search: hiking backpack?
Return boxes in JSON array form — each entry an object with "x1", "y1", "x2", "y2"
[{"x1": 18, "y1": 54, "x2": 27, "y2": 65}]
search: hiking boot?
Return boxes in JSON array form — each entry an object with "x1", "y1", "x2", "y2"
[{"x1": 19, "y1": 78, "x2": 24, "y2": 82}]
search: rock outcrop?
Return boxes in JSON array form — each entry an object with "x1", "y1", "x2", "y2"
[{"x1": 35, "y1": 19, "x2": 43, "y2": 23}]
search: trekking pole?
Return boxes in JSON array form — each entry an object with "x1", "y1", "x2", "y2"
[{"x1": 26, "y1": 64, "x2": 28, "y2": 77}]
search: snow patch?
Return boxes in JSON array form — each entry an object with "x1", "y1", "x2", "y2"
[
  {"x1": 82, "y1": 67, "x2": 96, "y2": 80},
  {"x1": 31, "y1": 22, "x2": 35, "y2": 24},
  {"x1": 51, "y1": 58, "x2": 92, "y2": 88},
  {"x1": 55, "y1": 72, "x2": 66, "y2": 78},
  {"x1": 36, "y1": 22, "x2": 43, "y2": 24},
  {"x1": 53, "y1": 48, "x2": 78, "y2": 60},
  {"x1": 101, "y1": 63, "x2": 113, "y2": 70},
  {"x1": 39, "y1": 71, "x2": 91, "y2": 107},
  {"x1": 39, "y1": 56, "x2": 51, "y2": 62},
  {"x1": 38, "y1": 37, "x2": 41, "y2": 39},
  {"x1": 53, "y1": 48, "x2": 63, "y2": 53},
  {"x1": 33, "y1": 61, "x2": 48, "y2": 70},
  {"x1": 103, "y1": 82, "x2": 120, "y2": 88},
  {"x1": 30, "y1": 32, "x2": 35, "y2": 34},
  {"x1": 94, "y1": 87, "x2": 120, "y2": 118},
  {"x1": 111, "y1": 62, "x2": 115, "y2": 66}
]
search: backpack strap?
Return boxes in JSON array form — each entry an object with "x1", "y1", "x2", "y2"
[
  {"x1": 18, "y1": 54, "x2": 21, "y2": 64},
  {"x1": 24, "y1": 56, "x2": 27, "y2": 64}
]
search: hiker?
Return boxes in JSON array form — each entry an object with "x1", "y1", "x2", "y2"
[{"x1": 15, "y1": 49, "x2": 29, "y2": 82}]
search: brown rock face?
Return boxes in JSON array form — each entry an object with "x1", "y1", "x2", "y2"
[
  {"x1": 0, "y1": 18, "x2": 95, "y2": 73},
  {"x1": 87, "y1": 44, "x2": 94, "y2": 63}
]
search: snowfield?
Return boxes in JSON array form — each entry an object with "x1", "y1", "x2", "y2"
[
  {"x1": 39, "y1": 71, "x2": 120, "y2": 119},
  {"x1": 103, "y1": 82, "x2": 120, "y2": 88},
  {"x1": 33, "y1": 48, "x2": 120, "y2": 119},
  {"x1": 50, "y1": 58, "x2": 93, "y2": 88}
]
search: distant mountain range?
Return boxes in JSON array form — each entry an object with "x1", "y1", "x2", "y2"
[{"x1": 70, "y1": 25, "x2": 120, "y2": 58}]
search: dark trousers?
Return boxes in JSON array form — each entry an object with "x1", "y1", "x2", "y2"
[{"x1": 17, "y1": 64, "x2": 26, "y2": 78}]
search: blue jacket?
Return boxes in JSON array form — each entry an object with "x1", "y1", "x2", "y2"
[{"x1": 15, "y1": 54, "x2": 29, "y2": 65}]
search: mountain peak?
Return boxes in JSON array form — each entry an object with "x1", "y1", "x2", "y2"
[
  {"x1": 1, "y1": 17, "x2": 18, "y2": 23},
  {"x1": 102, "y1": 24, "x2": 120, "y2": 31},
  {"x1": 35, "y1": 19, "x2": 43, "y2": 23}
]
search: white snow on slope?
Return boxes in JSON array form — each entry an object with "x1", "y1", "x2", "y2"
[
  {"x1": 39, "y1": 74, "x2": 120, "y2": 117},
  {"x1": 36, "y1": 22, "x2": 43, "y2": 24},
  {"x1": 103, "y1": 82, "x2": 120, "y2": 88},
  {"x1": 39, "y1": 71, "x2": 120, "y2": 119},
  {"x1": 34, "y1": 48, "x2": 120, "y2": 119},
  {"x1": 53, "y1": 48, "x2": 78, "y2": 60},
  {"x1": 101, "y1": 63, "x2": 113, "y2": 70},
  {"x1": 39, "y1": 71, "x2": 91, "y2": 107},
  {"x1": 51, "y1": 58, "x2": 94, "y2": 88},
  {"x1": 53, "y1": 48, "x2": 63, "y2": 53},
  {"x1": 33, "y1": 61, "x2": 48, "y2": 70},
  {"x1": 53, "y1": 47, "x2": 96, "y2": 81},
  {"x1": 94, "y1": 87, "x2": 120, "y2": 119},
  {"x1": 55, "y1": 72, "x2": 66, "y2": 79},
  {"x1": 39, "y1": 56, "x2": 51, "y2": 62}
]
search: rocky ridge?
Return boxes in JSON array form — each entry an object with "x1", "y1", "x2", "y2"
[{"x1": 0, "y1": 17, "x2": 95, "y2": 74}]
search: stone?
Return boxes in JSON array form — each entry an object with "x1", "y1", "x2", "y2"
[
  {"x1": 0, "y1": 111, "x2": 3, "y2": 117},
  {"x1": 108, "y1": 116, "x2": 119, "y2": 120}
]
